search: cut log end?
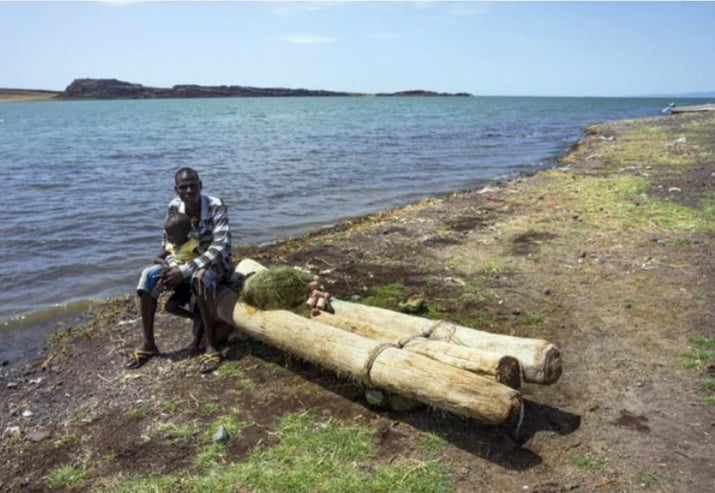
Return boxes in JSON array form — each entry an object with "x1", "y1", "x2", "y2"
[
  {"x1": 496, "y1": 356, "x2": 523, "y2": 390},
  {"x1": 535, "y1": 346, "x2": 562, "y2": 385}
]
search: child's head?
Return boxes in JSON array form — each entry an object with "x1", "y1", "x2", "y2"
[{"x1": 165, "y1": 213, "x2": 193, "y2": 246}]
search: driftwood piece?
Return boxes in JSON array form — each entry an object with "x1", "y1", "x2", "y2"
[
  {"x1": 330, "y1": 299, "x2": 562, "y2": 385},
  {"x1": 311, "y1": 310, "x2": 522, "y2": 390}
]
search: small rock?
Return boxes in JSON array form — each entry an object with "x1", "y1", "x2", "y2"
[
  {"x1": 212, "y1": 424, "x2": 230, "y2": 444},
  {"x1": 387, "y1": 394, "x2": 422, "y2": 412},
  {"x1": 597, "y1": 256, "x2": 606, "y2": 265},
  {"x1": 6, "y1": 382, "x2": 18, "y2": 389},
  {"x1": 25, "y1": 429, "x2": 50, "y2": 442},
  {"x1": 668, "y1": 187, "x2": 682, "y2": 193},
  {"x1": 365, "y1": 388, "x2": 387, "y2": 407},
  {"x1": 3, "y1": 426, "x2": 21, "y2": 438},
  {"x1": 21, "y1": 410, "x2": 34, "y2": 418},
  {"x1": 543, "y1": 288, "x2": 551, "y2": 295}
]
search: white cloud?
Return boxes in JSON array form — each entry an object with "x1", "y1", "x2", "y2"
[{"x1": 281, "y1": 35, "x2": 337, "y2": 44}]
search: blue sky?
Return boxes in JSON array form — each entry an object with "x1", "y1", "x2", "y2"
[{"x1": 2, "y1": 1, "x2": 714, "y2": 97}]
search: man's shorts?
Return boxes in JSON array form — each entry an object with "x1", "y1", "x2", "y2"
[{"x1": 136, "y1": 264, "x2": 223, "y2": 300}]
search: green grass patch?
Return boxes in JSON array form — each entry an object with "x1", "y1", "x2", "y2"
[
  {"x1": 700, "y1": 378, "x2": 715, "y2": 393},
  {"x1": 678, "y1": 337, "x2": 715, "y2": 405},
  {"x1": 100, "y1": 475, "x2": 184, "y2": 493},
  {"x1": 52, "y1": 432, "x2": 79, "y2": 448},
  {"x1": 213, "y1": 361, "x2": 242, "y2": 378},
  {"x1": 678, "y1": 337, "x2": 715, "y2": 370},
  {"x1": 700, "y1": 378, "x2": 715, "y2": 405},
  {"x1": 124, "y1": 404, "x2": 147, "y2": 420},
  {"x1": 482, "y1": 260, "x2": 504, "y2": 276},
  {"x1": 201, "y1": 402, "x2": 222, "y2": 416},
  {"x1": 573, "y1": 116, "x2": 715, "y2": 171},
  {"x1": 160, "y1": 421, "x2": 200, "y2": 441},
  {"x1": 419, "y1": 432, "x2": 449, "y2": 455},
  {"x1": 635, "y1": 470, "x2": 665, "y2": 487},
  {"x1": 68, "y1": 405, "x2": 89, "y2": 423},
  {"x1": 571, "y1": 452, "x2": 603, "y2": 472},
  {"x1": 102, "y1": 412, "x2": 451, "y2": 493},
  {"x1": 159, "y1": 400, "x2": 180, "y2": 413},
  {"x1": 363, "y1": 282, "x2": 411, "y2": 310},
  {"x1": 541, "y1": 171, "x2": 715, "y2": 234},
  {"x1": 519, "y1": 313, "x2": 543, "y2": 327},
  {"x1": 457, "y1": 277, "x2": 493, "y2": 305},
  {"x1": 194, "y1": 417, "x2": 250, "y2": 468},
  {"x1": 46, "y1": 463, "x2": 89, "y2": 489}
]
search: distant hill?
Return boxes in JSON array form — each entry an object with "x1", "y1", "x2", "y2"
[{"x1": 57, "y1": 78, "x2": 473, "y2": 100}]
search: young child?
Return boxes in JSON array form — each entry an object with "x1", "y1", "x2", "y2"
[
  {"x1": 165, "y1": 212, "x2": 201, "y2": 264},
  {"x1": 152, "y1": 212, "x2": 205, "y2": 348}
]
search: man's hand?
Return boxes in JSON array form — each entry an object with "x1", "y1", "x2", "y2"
[{"x1": 159, "y1": 267, "x2": 184, "y2": 288}]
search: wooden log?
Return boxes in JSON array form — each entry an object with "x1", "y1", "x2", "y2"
[
  {"x1": 223, "y1": 259, "x2": 560, "y2": 384},
  {"x1": 329, "y1": 299, "x2": 562, "y2": 385},
  {"x1": 228, "y1": 303, "x2": 520, "y2": 423},
  {"x1": 214, "y1": 261, "x2": 521, "y2": 424},
  {"x1": 311, "y1": 310, "x2": 522, "y2": 390}
]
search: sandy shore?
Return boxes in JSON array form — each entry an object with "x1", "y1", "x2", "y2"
[
  {"x1": 1, "y1": 112, "x2": 713, "y2": 492},
  {"x1": 0, "y1": 89, "x2": 59, "y2": 102}
]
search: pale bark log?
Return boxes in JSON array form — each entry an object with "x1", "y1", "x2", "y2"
[
  {"x1": 222, "y1": 301, "x2": 521, "y2": 424},
  {"x1": 330, "y1": 299, "x2": 562, "y2": 385},
  {"x1": 216, "y1": 261, "x2": 521, "y2": 423},
  {"x1": 311, "y1": 311, "x2": 522, "y2": 390},
  {"x1": 224, "y1": 259, "x2": 561, "y2": 385}
]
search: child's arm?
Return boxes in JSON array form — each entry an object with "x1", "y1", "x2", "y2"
[{"x1": 153, "y1": 250, "x2": 170, "y2": 268}]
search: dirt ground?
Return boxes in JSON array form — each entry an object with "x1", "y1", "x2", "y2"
[{"x1": 1, "y1": 113, "x2": 713, "y2": 492}]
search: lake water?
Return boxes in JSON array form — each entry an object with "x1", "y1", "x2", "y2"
[{"x1": 0, "y1": 95, "x2": 701, "y2": 363}]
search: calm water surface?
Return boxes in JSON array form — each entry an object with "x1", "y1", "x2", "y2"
[{"x1": 0, "y1": 95, "x2": 703, "y2": 363}]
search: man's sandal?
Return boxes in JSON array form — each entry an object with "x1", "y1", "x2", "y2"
[
  {"x1": 125, "y1": 349, "x2": 158, "y2": 369},
  {"x1": 199, "y1": 352, "x2": 222, "y2": 373}
]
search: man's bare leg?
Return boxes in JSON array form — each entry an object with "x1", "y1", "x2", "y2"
[
  {"x1": 190, "y1": 307, "x2": 205, "y2": 353},
  {"x1": 195, "y1": 287, "x2": 222, "y2": 373},
  {"x1": 126, "y1": 291, "x2": 160, "y2": 368},
  {"x1": 139, "y1": 291, "x2": 159, "y2": 353}
]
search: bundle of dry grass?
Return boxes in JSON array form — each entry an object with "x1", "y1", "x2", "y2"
[{"x1": 240, "y1": 266, "x2": 314, "y2": 310}]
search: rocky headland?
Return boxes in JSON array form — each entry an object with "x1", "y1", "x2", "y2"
[{"x1": 55, "y1": 78, "x2": 472, "y2": 100}]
